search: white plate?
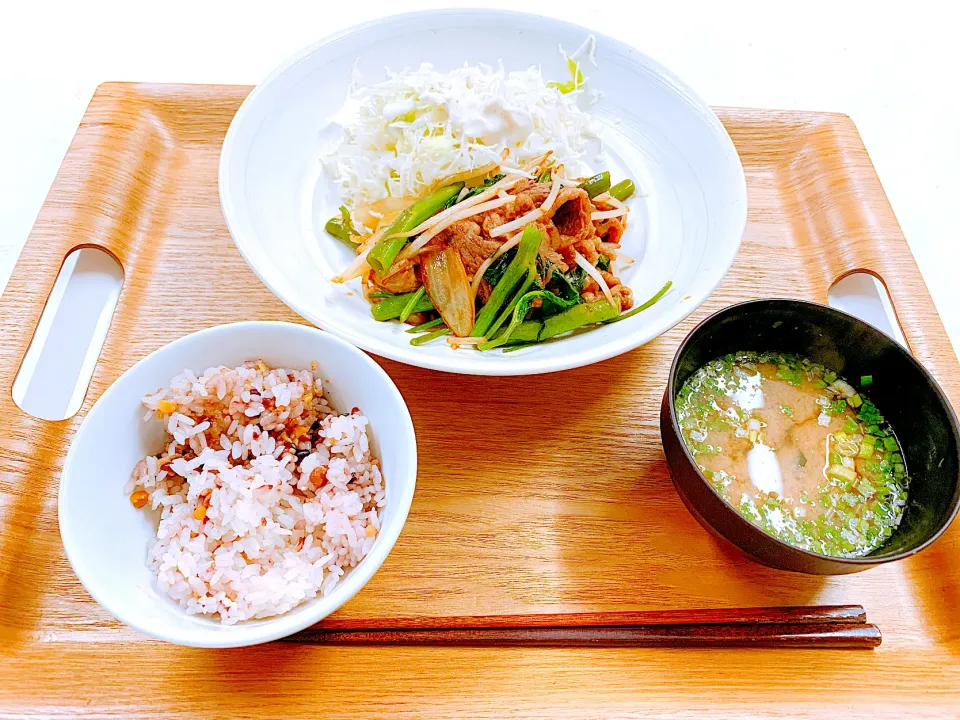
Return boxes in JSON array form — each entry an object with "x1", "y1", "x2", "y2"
[
  {"x1": 219, "y1": 9, "x2": 746, "y2": 376},
  {"x1": 59, "y1": 322, "x2": 417, "y2": 648}
]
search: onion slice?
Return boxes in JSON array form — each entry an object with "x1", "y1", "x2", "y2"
[
  {"x1": 420, "y1": 247, "x2": 475, "y2": 337},
  {"x1": 574, "y1": 251, "x2": 616, "y2": 309}
]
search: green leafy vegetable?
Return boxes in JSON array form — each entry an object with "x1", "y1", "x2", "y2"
[
  {"x1": 471, "y1": 226, "x2": 543, "y2": 337},
  {"x1": 479, "y1": 289, "x2": 581, "y2": 350},
  {"x1": 549, "y1": 267, "x2": 586, "y2": 302},
  {"x1": 483, "y1": 247, "x2": 517, "y2": 287}
]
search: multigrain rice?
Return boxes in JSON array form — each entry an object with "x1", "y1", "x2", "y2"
[{"x1": 126, "y1": 361, "x2": 385, "y2": 624}]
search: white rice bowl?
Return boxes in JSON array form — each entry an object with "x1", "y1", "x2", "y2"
[
  {"x1": 59, "y1": 321, "x2": 416, "y2": 648},
  {"x1": 127, "y1": 362, "x2": 385, "y2": 624}
]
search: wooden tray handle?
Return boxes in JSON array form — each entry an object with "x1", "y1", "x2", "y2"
[{"x1": 0, "y1": 86, "x2": 185, "y2": 423}]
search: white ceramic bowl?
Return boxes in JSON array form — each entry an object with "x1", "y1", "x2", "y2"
[
  {"x1": 219, "y1": 9, "x2": 747, "y2": 375},
  {"x1": 59, "y1": 322, "x2": 417, "y2": 648}
]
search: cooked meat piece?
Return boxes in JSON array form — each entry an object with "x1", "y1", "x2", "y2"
[
  {"x1": 479, "y1": 185, "x2": 593, "y2": 240},
  {"x1": 600, "y1": 270, "x2": 621, "y2": 288},
  {"x1": 594, "y1": 217, "x2": 624, "y2": 245},
  {"x1": 536, "y1": 218, "x2": 563, "y2": 250},
  {"x1": 371, "y1": 263, "x2": 420, "y2": 294},
  {"x1": 612, "y1": 284, "x2": 634, "y2": 311},
  {"x1": 539, "y1": 242, "x2": 566, "y2": 275},
  {"x1": 434, "y1": 219, "x2": 501, "y2": 278},
  {"x1": 552, "y1": 189, "x2": 595, "y2": 244},
  {"x1": 559, "y1": 235, "x2": 601, "y2": 268},
  {"x1": 510, "y1": 184, "x2": 550, "y2": 216},
  {"x1": 480, "y1": 210, "x2": 507, "y2": 238},
  {"x1": 598, "y1": 242, "x2": 619, "y2": 262},
  {"x1": 477, "y1": 279, "x2": 493, "y2": 303}
]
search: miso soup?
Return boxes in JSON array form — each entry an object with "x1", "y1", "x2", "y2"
[{"x1": 675, "y1": 351, "x2": 909, "y2": 557}]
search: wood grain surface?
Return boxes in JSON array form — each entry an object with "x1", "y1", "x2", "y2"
[{"x1": 1, "y1": 83, "x2": 959, "y2": 718}]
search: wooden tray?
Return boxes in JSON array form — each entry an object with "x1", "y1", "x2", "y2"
[{"x1": 2, "y1": 83, "x2": 958, "y2": 718}]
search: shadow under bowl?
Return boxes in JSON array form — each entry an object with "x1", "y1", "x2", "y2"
[{"x1": 660, "y1": 299, "x2": 960, "y2": 574}]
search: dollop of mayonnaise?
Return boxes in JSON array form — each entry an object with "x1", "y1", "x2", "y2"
[{"x1": 451, "y1": 97, "x2": 534, "y2": 147}]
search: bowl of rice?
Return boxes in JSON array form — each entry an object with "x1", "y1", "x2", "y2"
[{"x1": 58, "y1": 321, "x2": 416, "y2": 648}]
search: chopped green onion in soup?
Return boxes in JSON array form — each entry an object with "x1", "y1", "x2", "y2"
[{"x1": 675, "y1": 351, "x2": 909, "y2": 557}]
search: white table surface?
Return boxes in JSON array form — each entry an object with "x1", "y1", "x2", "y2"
[{"x1": 2, "y1": 0, "x2": 958, "y2": 360}]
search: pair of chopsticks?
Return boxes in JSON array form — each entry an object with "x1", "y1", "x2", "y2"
[{"x1": 285, "y1": 605, "x2": 880, "y2": 649}]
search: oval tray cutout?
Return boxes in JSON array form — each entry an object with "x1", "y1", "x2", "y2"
[{"x1": 12, "y1": 248, "x2": 123, "y2": 420}]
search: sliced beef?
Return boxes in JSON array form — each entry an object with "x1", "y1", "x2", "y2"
[
  {"x1": 510, "y1": 184, "x2": 551, "y2": 216},
  {"x1": 480, "y1": 211, "x2": 507, "y2": 238},
  {"x1": 552, "y1": 188, "x2": 595, "y2": 246},
  {"x1": 371, "y1": 263, "x2": 420, "y2": 294},
  {"x1": 594, "y1": 216, "x2": 624, "y2": 245},
  {"x1": 435, "y1": 219, "x2": 501, "y2": 278}
]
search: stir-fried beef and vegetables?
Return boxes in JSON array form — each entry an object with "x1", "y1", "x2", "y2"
[{"x1": 329, "y1": 155, "x2": 669, "y2": 350}]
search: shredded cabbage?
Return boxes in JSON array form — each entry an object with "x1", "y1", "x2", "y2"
[{"x1": 320, "y1": 41, "x2": 600, "y2": 234}]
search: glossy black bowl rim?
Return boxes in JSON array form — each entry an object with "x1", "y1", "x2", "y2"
[{"x1": 665, "y1": 297, "x2": 960, "y2": 566}]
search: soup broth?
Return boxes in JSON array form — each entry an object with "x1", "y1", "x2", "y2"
[{"x1": 676, "y1": 352, "x2": 909, "y2": 557}]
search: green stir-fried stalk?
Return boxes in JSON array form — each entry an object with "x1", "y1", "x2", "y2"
[
  {"x1": 479, "y1": 289, "x2": 581, "y2": 350},
  {"x1": 324, "y1": 205, "x2": 359, "y2": 246},
  {"x1": 471, "y1": 226, "x2": 543, "y2": 337},
  {"x1": 480, "y1": 300, "x2": 620, "y2": 350},
  {"x1": 404, "y1": 317, "x2": 445, "y2": 333},
  {"x1": 398, "y1": 286, "x2": 426, "y2": 323},
  {"x1": 410, "y1": 327, "x2": 451, "y2": 346},
  {"x1": 367, "y1": 182, "x2": 464, "y2": 275},
  {"x1": 371, "y1": 291, "x2": 434, "y2": 322},
  {"x1": 604, "y1": 281, "x2": 672, "y2": 323},
  {"x1": 487, "y1": 270, "x2": 537, "y2": 339},
  {"x1": 579, "y1": 171, "x2": 611, "y2": 199},
  {"x1": 609, "y1": 179, "x2": 636, "y2": 202},
  {"x1": 480, "y1": 280, "x2": 673, "y2": 351}
]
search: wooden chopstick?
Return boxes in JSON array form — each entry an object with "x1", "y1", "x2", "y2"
[
  {"x1": 287, "y1": 622, "x2": 881, "y2": 649},
  {"x1": 315, "y1": 604, "x2": 867, "y2": 631},
  {"x1": 284, "y1": 606, "x2": 880, "y2": 649}
]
